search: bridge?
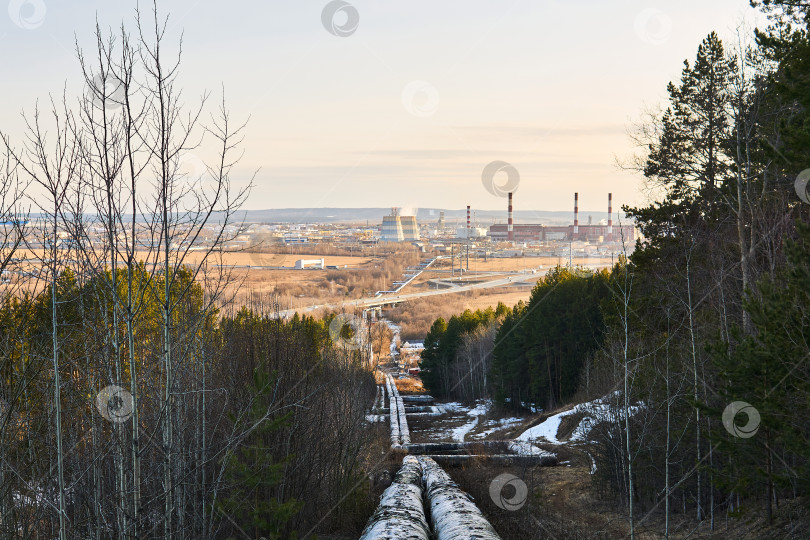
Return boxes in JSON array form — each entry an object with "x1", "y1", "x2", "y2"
[{"x1": 274, "y1": 271, "x2": 541, "y2": 319}]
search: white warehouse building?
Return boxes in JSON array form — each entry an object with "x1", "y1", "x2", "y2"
[
  {"x1": 456, "y1": 226, "x2": 488, "y2": 239},
  {"x1": 295, "y1": 258, "x2": 325, "y2": 269}
]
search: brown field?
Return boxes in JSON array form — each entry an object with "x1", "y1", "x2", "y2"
[
  {"x1": 3, "y1": 247, "x2": 603, "y2": 342},
  {"x1": 4, "y1": 248, "x2": 381, "y2": 309},
  {"x1": 220, "y1": 252, "x2": 372, "y2": 268},
  {"x1": 458, "y1": 289, "x2": 535, "y2": 310},
  {"x1": 13, "y1": 248, "x2": 372, "y2": 269},
  {"x1": 387, "y1": 287, "x2": 535, "y2": 341},
  {"x1": 399, "y1": 256, "x2": 615, "y2": 293},
  {"x1": 381, "y1": 256, "x2": 615, "y2": 339},
  {"x1": 428, "y1": 255, "x2": 616, "y2": 273},
  {"x1": 217, "y1": 252, "x2": 385, "y2": 308},
  {"x1": 228, "y1": 249, "x2": 419, "y2": 308}
]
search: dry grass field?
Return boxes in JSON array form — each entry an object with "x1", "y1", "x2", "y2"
[
  {"x1": 400, "y1": 256, "x2": 614, "y2": 292},
  {"x1": 387, "y1": 288, "x2": 535, "y2": 340},
  {"x1": 3, "y1": 246, "x2": 611, "y2": 341},
  {"x1": 384, "y1": 256, "x2": 617, "y2": 339},
  {"x1": 428, "y1": 255, "x2": 616, "y2": 273},
  {"x1": 226, "y1": 252, "x2": 372, "y2": 268},
  {"x1": 5, "y1": 247, "x2": 382, "y2": 307},
  {"x1": 218, "y1": 252, "x2": 383, "y2": 307}
]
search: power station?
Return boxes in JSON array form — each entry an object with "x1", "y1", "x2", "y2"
[
  {"x1": 381, "y1": 208, "x2": 419, "y2": 242},
  {"x1": 455, "y1": 205, "x2": 487, "y2": 239},
  {"x1": 488, "y1": 192, "x2": 634, "y2": 244},
  {"x1": 377, "y1": 193, "x2": 634, "y2": 247}
]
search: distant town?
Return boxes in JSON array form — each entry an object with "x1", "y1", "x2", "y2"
[{"x1": 225, "y1": 192, "x2": 635, "y2": 266}]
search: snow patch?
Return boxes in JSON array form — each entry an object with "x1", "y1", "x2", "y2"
[
  {"x1": 586, "y1": 451, "x2": 597, "y2": 475},
  {"x1": 469, "y1": 417, "x2": 523, "y2": 440},
  {"x1": 516, "y1": 393, "x2": 642, "y2": 445},
  {"x1": 451, "y1": 418, "x2": 478, "y2": 443},
  {"x1": 444, "y1": 400, "x2": 492, "y2": 442},
  {"x1": 433, "y1": 401, "x2": 463, "y2": 414},
  {"x1": 508, "y1": 441, "x2": 556, "y2": 458},
  {"x1": 466, "y1": 400, "x2": 491, "y2": 417}
]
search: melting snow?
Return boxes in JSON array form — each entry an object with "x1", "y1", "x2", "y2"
[
  {"x1": 424, "y1": 400, "x2": 523, "y2": 443},
  {"x1": 508, "y1": 440, "x2": 555, "y2": 457},
  {"x1": 448, "y1": 400, "x2": 491, "y2": 442},
  {"x1": 470, "y1": 417, "x2": 523, "y2": 440},
  {"x1": 516, "y1": 394, "x2": 641, "y2": 445}
]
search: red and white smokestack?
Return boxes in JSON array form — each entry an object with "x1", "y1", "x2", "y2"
[
  {"x1": 574, "y1": 192, "x2": 579, "y2": 236},
  {"x1": 607, "y1": 193, "x2": 613, "y2": 235},
  {"x1": 507, "y1": 193, "x2": 514, "y2": 242},
  {"x1": 467, "y1": 205, "x2": 471, "y2": 231}
]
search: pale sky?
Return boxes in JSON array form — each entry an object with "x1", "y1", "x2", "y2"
[{"x1": 0, "y1": 1, "x2": 765, "y2": 212}]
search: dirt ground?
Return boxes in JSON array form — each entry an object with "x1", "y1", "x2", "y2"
[{"x1": 450, "y1": 458, "x2": 633, "y2": 539}]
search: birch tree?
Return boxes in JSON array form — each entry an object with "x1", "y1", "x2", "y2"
[{"x1": 3, "y1": 99, "x2": 80, "y2": 540}]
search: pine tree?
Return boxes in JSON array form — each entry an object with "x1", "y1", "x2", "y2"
[
  {"x1": 714, "y1": 220, "x2": 810, "y2": 521},
  {"x1": 628, "y1": 32, "x2": 736, "y2": 270},
  {"x1": 219, "y1": 368, "x2": 301, "y2": 539}
]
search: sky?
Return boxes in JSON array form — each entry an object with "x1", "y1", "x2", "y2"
[{"x1": 0, "y1": 1, "x2": 767, "y2": 212}]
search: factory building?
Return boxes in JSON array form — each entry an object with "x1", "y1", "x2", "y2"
[
  {"x1": 381, "y1": 208, "x2": 420, "y2": 242},
  {"x1": 456, "y1": 205, "x2": 487, "y2": 238},
  {"x1": 488, "y1": 193, "x2": 635, "y2": 243},
  {"x1": 488, "y1": 223, "x2": 635, "y2": 243},
  {"x1": 457, "y1": 226, "x2": 488, "y2": 239}
]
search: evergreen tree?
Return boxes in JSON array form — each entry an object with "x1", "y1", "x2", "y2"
[
  {"x1": 219, "y1": 368, "x2": 302, "y2": 539},
  {"x1": 419, "y1": 317, "x2": 447, "y2": 396},
  {"x1": 491, "y1": 267, "x2": 610, "y2": 411},
  {"x1": 628, "y1": 32, "x2": 736, "y2": 272},
  {"x1": 714, "y1": 220, "x2": 810, "y2": 520}
]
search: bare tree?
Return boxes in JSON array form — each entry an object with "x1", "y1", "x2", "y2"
[
  {"x1": 3, "y1": 98, "x2": 81, "y2": 540},
  {"x1": 0, "y1": 142, "x2": 30, "y2": 540}
]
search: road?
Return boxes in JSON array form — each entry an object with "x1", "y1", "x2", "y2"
[{"x1": 275, "y1": 272, "x2": 541, "y2": 318}]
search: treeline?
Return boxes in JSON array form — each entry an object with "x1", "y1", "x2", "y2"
[
  {"x1": 420, "y1": 267, "x2": 613, "y2": 410},
  {"x1": 420, "y1": 303, "x2": 508, "y2": 401},
  {"x1": 419, "y1": 4, "x2": 810, "y2": 533},
  {"x1": 492, "y1": 266, "x2": 612, "y2": 411},
  {"x1": 0, "y1": 266, "x2": 377, "y2": 539},
  {"x1": 216, "y1": 308, "x2": 377, "y2": 537},
  {"x1": 592, "y1": 9, "x2": 810, "y2": 531}
]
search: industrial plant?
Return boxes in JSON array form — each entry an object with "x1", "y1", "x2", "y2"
[
  {"x1": 380, "y1": 208, "x2": 420, "y2": 243},
  {"x1": 219, "y1": 192, "x2": 638, "y2": 267},
  {"x1": 487, "y1": 192, "x2": 635, "y2": 244}
]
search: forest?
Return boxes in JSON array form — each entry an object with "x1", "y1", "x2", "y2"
[
  {"x1": 0, "y1": 5, "x2": 383, "y2": 539},
  {"x1": 420, "y1": 2, "x2": 810, "y2": 535},
  {"x1": 2, "y1": 0, "x2": 810, "y2": 538}
]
